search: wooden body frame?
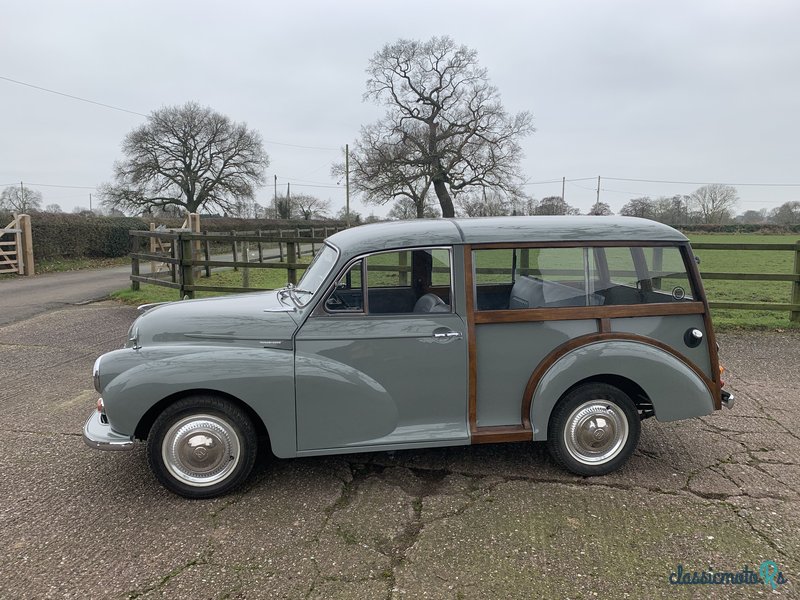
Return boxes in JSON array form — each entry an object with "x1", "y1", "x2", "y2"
[{"x1": 463, "y1": 241, "x2": 721, "y2": 444}]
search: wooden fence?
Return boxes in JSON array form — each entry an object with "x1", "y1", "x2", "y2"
[
  {"x1": 693, "y1": 241, "x2": 800, "y2": 321},
  {"x1": 128, "y1": 234, "x2": 800, "y2": 322},
  {"x1": 129, "y1": 227, "x2": 340, "y2": 297}
]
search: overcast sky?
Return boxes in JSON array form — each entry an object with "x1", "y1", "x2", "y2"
[{"x1": 2, "y1": 0, "x2": 799, "y2": 217}]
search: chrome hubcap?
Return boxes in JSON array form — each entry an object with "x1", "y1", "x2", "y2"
[
  {"x1": 564, "y1": 400, "x2": 628, "y2": 465},
  {"x1": 162, "y1": 414, "x2": 241, "y2": 487}
]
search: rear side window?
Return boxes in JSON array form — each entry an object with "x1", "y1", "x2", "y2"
[{"x1": 474, "y1": 245, "x2": 695, "y2": 310}]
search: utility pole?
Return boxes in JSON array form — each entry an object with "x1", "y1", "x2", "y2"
[
  {"x1": 89, "y1": 193, "x2": 92, "y2": 212},
  {"x1": 345, "y1": 143, "x2": 350, "y2": 227},
  {"x1": 562, "y1": 177, "x2": 565, "y2": 201},
  {"x1": 287, "y1": 182, "x2": 291, "y2": 219},
  {"x1": 596, "y1": 176, "x2": 601, "y2": 206},
  {"x1": 273, "y1": 175, "x2": 277, "y2": 219},
  {"x1": 20, "y1": 181, "x2": 24, "y2": 211}
]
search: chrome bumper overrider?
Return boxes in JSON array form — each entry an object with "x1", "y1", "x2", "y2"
[
  {"x1": 721, "y1": 390, "x2": 735, "y2": 410},
  {"x1": 83, "y1": 411, "x2": 136, "y2": 451}
]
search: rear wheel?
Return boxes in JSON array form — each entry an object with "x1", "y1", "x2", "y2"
[
  {"x1": 547, "y1": 383, "x2": 640, "y2": 476},
  {"x1": 147, "y1": 395, "x2": 257, "y2": 499}
]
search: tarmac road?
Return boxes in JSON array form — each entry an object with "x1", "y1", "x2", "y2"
[
  {"x1": 0, "y1": 265, "x2": 132, "y2": 325},
  {"x1": 0, "y1": 302, "x2": 798, "y2": 599}
]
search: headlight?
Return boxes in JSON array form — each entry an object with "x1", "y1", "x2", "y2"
[{"x1": 93, "y1": 356, "x2": 103, "y2": 393}]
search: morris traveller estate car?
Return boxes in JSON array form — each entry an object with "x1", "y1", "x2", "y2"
[{"x1": 84, "y1": 216, "x2": 733, "y2": 498}]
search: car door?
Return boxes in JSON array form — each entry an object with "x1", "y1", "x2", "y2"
[{"x1": 294, "y1": 247, "x2": 469, "y2": 452}]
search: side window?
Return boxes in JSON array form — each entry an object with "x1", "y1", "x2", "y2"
[
  {"x1": 326, "y1": 249, "x2": 452, "y2": 315},
  {"x1": 474, "y1": 245, "x2": 695, "y2": 311},
  {"x1": 475, "y1": 247, "x2": 595, "y2": 310},
  {"x1": 642, "y1": 247, "x2": 694, "y2": 301},
  {"x1": 591, "y1": 247, "x2": 694, "y2": 304}
]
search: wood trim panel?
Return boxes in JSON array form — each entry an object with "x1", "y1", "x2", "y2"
[
  {"x1": 473, "y1": 301, "x2": 705, "y2": 324},
  {"x1": 472, "y1": 426, "x2": 532, "y2": 444},
  {"x1": 520, "y1": 332, "x2": 717, "y2": 427},
  {"x1": 684, "y1": 245, "x2": 721, "y2": 409},
  {"x1": 463, "y1": 245, "x2": 479, "y2": 434},
  {"x1": 599, "y1": 318, "x2": 611, "y2": 333}
]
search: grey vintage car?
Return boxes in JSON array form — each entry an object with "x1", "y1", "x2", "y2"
[{"x1": 84, "y1": 216, "x2": 733, "y2": 498}]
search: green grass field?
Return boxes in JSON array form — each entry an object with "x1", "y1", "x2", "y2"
[
  {"x1": 111, "y1": 233, "x2": 799, "y2": 330},
  {"x1": 688, "y1": 233, "x2": 799, "y2": 329}
]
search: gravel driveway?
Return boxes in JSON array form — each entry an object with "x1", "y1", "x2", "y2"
[{"x1": 0, "y1": 302, "x2": 797, "y2": 599}]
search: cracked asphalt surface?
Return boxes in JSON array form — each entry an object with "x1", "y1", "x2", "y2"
[{"x1": 0, "y1": 301, "x2": 798, "y2": 599}]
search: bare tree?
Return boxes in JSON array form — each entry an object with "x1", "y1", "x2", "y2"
[
  {"x1": 336, "y1": 206, "x2": 362, "y2": 224},
  {"x1": 587, "y1": 201, "x2": 613, "y2": 216},
  {"x1": 44, "y1": 203, "x2": 63, "y2": 213},
  {"x1": 620, "y1": 197, "x2": 656, "y2": 219},
  {"x1": 769, "y1": 201, "x2": 800, "y2": 225},
  {"x1": 101, "y1": 102, "x2": 269, "y2": 215},
  {"x1": 388, "y1": 196, "x2": 441, "y2": 220},
  {"x1": 293, "y1": 194, "x2": 332, "y2": 220},
  {"x1": 689, "y1": 184, "x2": 738, "y2": 224},
  {"x1": 0, "y1": 185, "x2": 42, "y2": 213},
  {"x1": 457, "y1": 191, "x2": 510, "y2": 217},
  {"x1": 738, "y1": 209, "x2": 768, "y2": 224},
  {"x1": 533, "y1": 196, "x2": 580, "y2": 216},
  {"x1": 340, "y1": 36, "x2": 534, "y2": 218}
]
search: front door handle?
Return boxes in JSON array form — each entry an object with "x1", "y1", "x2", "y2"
[{"x1": 432, "y1": 329, "x2": 462, "y2": 339}]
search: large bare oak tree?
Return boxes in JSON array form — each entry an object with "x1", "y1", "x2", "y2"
[
  {"x1": 101, "y1": 102, "x2": 269, "y2": 215},
  {"x1": 340, "y1": 36, "x2": 534, "y2": 218}
]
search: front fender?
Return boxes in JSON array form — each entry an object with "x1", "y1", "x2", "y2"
[
  {"x1": 100, "y1": 346, "x2": 296, "y2": 456},
  {"x1": 530, "y1": 340, "x2": 714, "y2": 441}
]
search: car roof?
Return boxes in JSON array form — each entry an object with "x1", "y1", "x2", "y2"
[{"x1": 327, "y1": 216, "x2": 687, "y2": 256}]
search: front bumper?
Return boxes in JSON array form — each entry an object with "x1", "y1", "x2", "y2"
[{"x1": 83, "y1": 411, "x2": 136, "y2": 451}]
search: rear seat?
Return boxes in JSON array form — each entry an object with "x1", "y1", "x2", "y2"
[{"x1": 508, "y1": 275, "x2": 603, "y2": 308}]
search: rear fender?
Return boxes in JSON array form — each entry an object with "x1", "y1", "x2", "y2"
[{"x1": 530, "y1": 340, "x2": 714, "y2": 441}]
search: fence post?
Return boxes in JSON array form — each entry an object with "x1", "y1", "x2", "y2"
[
  {"x1": 791, "y1": 241, "x2": 800, "y2": 322},
  {"x1": 287, "y1": 238, "x2": 297, "y2": 285},
  {"x1": 189, "y1": 213, "x2": 201, "y2": 278},
  {"x1": 17, "y1": 214, "x2": 34, "y2": 276},
  {"x1": 131, "y1": 234, "x2": 140, "y2": 291},
  {"x1": 243, "y1": 241, "x2": 250, "y2": 288},
  {"x1": 203, "y1": 235, "x2": 211, "y2": 278},
  {"x1": 279, "y1": 230, "x2": 284, "y2": 262},
  {"x1": 179, "y1": 234, "x2": 195, "y2": 299},
  {"x1": 295, "y1": 227, "x2": 301, "y2": 258},
  {"x1": 231, "y1": 231, "x2": 238, "y2": 272},
  {"x1": 149, "y1": 222, "x2": 156, "y2": 274},
  {"x1": 399, "y1": 251, "x2": 408, "y2": 286},
  {"x1": 257, "y1": 230, "x2": 264, "y2": 263}
]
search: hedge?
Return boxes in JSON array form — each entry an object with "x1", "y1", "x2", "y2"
[{"x1": 26, "y1": 213, "x2": 149, "y2": 260}]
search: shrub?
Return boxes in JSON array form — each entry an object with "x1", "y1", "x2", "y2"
[{"x1": 29, "y1": 213, "x2": 148, "y2": 260}]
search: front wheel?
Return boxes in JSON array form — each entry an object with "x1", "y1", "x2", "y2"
[
  {"x1": 547, "y1": 383, "x2": 640, "y2": 476},
  {"x1": 147, "y1": 395, "x2": 257, "y2": 499}
]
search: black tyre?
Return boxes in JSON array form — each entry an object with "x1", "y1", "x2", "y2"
[
  {"x1": 547, "y1": 383, "x2": 640, "y2": 476},
  {"x1": 147, "y1": 395, "x2": 257, "y2": 499}
]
